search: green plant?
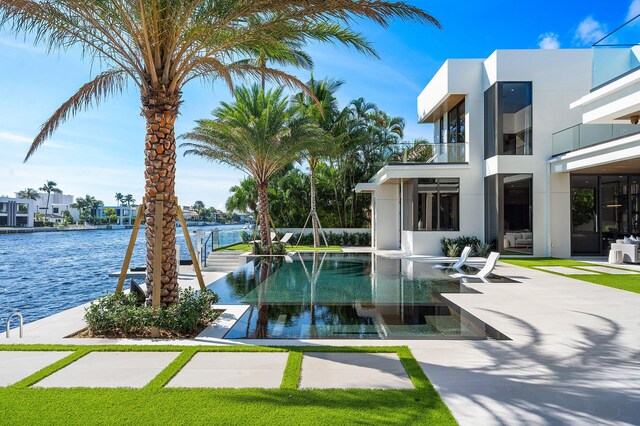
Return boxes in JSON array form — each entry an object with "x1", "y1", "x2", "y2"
[
  {"x1": 440, "y1": 236, "x2": 482, "y2": 256},
  {"x1": 240, "y1": 230, "x2": 250, "y2": 244},
  {"x1": 255, "y1": 242, "x2": 287, "y2": 255},
  {"x1": 85, "y1": 289, "x2": 219, "y2": 337},
  {"x1": 445, "y1": 242, "x2": 460, "y2": 258},
  {"x1": 473, "y1": 242, "x2": 493, "y2": 258}
]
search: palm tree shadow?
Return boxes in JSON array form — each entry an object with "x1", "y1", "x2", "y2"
[{"x1": 418, "y1": 309, "x2": 640, "y2": 424}]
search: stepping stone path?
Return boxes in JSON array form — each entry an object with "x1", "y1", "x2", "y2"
[
  {"x1": 0, "y1": 351, "x2": 73, "y2": 386},
  {"x1": 577, "y1": 266, "x2": 639, "y2": 275},
  {"x1": 534, "y1": 266, "x2": 598, "y2": 275},
  {"x1": 299, "y1": 352, "x2": 414, "y2": 389},
  {"x1": 167, "y1": 352, "x2": 289, "y2": 388},
  {"x1": 33, "y1": 352, "x2": 179, "y2": 388}
]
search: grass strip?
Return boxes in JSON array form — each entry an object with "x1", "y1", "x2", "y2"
[
  {"x1": 0, "y1": 344, "x2": 288, "y2": 352},
  {"x1": 280, "y1": 350, "x2": 303, "y2": 390},
  {"x1": 502, "y1": 257, "x2": 640, "y2": 294},
  {"x1": 10, "y1": 348, "x2": 91, "y2": 389},
  {"x1": 397, "y1": 347, "x2": 430, "y2": 389},
  {"x1": 145, "y1": 348, "x2": 198, "y2": 390}
]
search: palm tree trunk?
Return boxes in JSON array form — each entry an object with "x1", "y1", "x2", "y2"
[
  {"x1": 141, "y1": 89, "x2": 180, "y2": 307},
  {"x1": 257, "y1": 180, "x2": 271, "y2": 246},
  {"x1": 44, "y1": 192, "x2": 50, "y2": 222},
  {"x1": 309, "y1": 159, "x2": 320, "y2": 248}
]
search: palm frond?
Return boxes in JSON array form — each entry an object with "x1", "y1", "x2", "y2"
[{"x1": 25, "y1": 69, "x2": 128, "y2": 161}]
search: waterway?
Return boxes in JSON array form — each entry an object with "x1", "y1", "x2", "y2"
[{"x1": 0, "y1": 225, "x2": 245, "y2": 324}]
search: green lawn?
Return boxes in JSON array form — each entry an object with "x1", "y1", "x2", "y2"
[
  {"x1": 0, "y1": 344, "x2": 456, "y2": 425},
  {"x1": 502, "y1": 257, "x2": 640, "y2": 294},
  {"x1": 219, "y1": 243, "x2": 343, "y2": 252}
]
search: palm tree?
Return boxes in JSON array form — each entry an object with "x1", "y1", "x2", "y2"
[
  {"x1": 15, "y1": 188, "x2": 39, "y2": 201},
  {"x1": 114, "y1": 192, "x2": 123, "y2": 206},
  {"x1": 182, "y1": 85, "x2": 323, "y2": 245},
  {"x1": 38, "y1": 180, "x2": 62, "y2": 222},
  {"x1": 292, "y1": 77, "x2": 344, "y2": 247},
  {"x1": 1, "y1": 1, "x2": 439, "y2": 305},
  {"x1": 123, "y1": 194, "x2": 135, "y2": 207},
  {"x1": 226, "y1": 178, "x2": 258, "y2": 218}
]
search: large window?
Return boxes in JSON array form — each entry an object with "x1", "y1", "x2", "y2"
[
  {"x1": 484, "y1": 82, "x2": 532, "y2": 158},
  {"x1": 448, "y1": 101, "x2": 465, "y2": 144},
  {"x1": 570, "y1": 174, "x2": 640, "y2": 255},
  {"x1": 485, "y1": 174, "x2": 533, "y2": 254},
  {"x1": 403, "y1": 178, "x2": 460, "y2": 231}
]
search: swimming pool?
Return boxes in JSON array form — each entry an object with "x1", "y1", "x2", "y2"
[{"x1": 207, "y1": 253, "x2": 510, "y2": 340}]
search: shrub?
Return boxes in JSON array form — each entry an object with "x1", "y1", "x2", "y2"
[
  {"x1": 440, "y1": 236, "x2": 482, "y2": 256},
  {"x1": 288, "y1": 231, "x2": 371, "y2": 247},
  {"x1": 240, "y1": 230, "x2": 250, "y2": 244},
  {"x1": 473, "y1": 242, "x2": 493, "y2": 258},
  {"x1": 84, "y1": 288, "x2": 219, "y2": 337},
  {"x1": 255, "y1": 242, "x2": 287, "y2": 255},
  {"x1": 445, "y1": 242, "x2": 460, "y2": 258}
]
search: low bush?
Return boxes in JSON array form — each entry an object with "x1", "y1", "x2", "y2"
[
  {"x1": 255, "y1": 242, "x2": 287, "y2": 255},
  {"x1": 84, "y1": 288, "x2": 219, "y2": 338},
  {"x1": 440, "y1": 236, "x2": 482, "y2": 256},
  {"x1": 290, "y1": 231, "x2": 371, "y2": 246}
]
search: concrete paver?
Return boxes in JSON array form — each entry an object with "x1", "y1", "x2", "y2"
[
  {"x1": 166, "y1": 352, "x2": 288, "y2": 388},
  {"x1": 33, "y1": 351, "x2": 179, "y2": 388},
  {"x1": 0, "y1": 351, "x2": 73, "y2": 386},
  {"x1": 299, "y1": 352, "x2": 413, "y2": 389},
  {"x1": 534, "y1": 266, "x2": 598, "y2": 275},
  {"x1": 577, "y1": 265, "x2": 639, "y2": 274}
]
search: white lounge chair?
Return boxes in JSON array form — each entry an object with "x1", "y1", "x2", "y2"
[
  {"x1": 450, "y1": 252, "x2": 500, "y2": 282},
  {"x1": 433, "y1": 246, "x2": 472, "y2": 270},
  {"x1": 270, "y1": 231, "x2": 277, "y2": 241},
  {"x1": 279, "y1": 232, "x2": 293, "y2": 245}
]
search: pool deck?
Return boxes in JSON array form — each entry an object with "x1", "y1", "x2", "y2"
[{"x1": 3, "y1": 254, "x2": 640, "y2": 425}]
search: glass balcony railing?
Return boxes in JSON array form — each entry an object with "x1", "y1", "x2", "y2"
[
  {"x1": 552, "y1": 123, "x2": 640, "y2": 156},
  {"x1": 372, "y1": 142, "x2": 467, "y2": 171},
  {"x1": 592, "y1": 14, "x2": 640, "y2": 88}
]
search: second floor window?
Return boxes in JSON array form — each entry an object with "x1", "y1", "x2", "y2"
[
  {"x1": 485, "y1": 82, "x2": 532, "y2": 158},
  {"x1": 448, "y1": 101, "x2": 465, "y2": 144}
]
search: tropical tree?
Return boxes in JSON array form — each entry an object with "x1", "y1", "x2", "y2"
[
  {"x1": 114, "y1": 192, "x2": 123, "y2": 206},
  {"x1": 226, "y1": 178, "x2": 258, "y2": 218},
  {"x1": 103, "y1": 207, "x2": 117, "y2": 225},
  {"x1": 71, "y1": 194, "x2": 104, "y2": 223},
  {"x1": 38, "y1": 180, "x2": 62, "y2": 222},
  {"x1": 182, "y1": 85, "x2": 323, "y2": 245},
  {"x1": 123, "y1": 194, "x2": 135, "y2": 207},
  {"x1": 1, "y1": 1, "x2": 439, "y2": 305},
  {"x1": 292, "y1": 76, "x2": 344, "y2": 247},
  {"x1": 15, "y1": 188, "x2": 39, "y2": 201}
]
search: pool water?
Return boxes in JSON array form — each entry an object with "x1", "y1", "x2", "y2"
[{"x1": 207, "y1": 253, "x2": 510, "y2": 340}]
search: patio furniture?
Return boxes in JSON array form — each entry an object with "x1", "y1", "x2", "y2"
[
  {"x1": 278, "y1": 232, "x2": 293, "y2": 245},
  {"x1": 433, "y1": 246, "x2": 472, "y2": 270},
  {"x1": 611, "y1": 239, "x2": 639, "y2": 263},
  {"x1": 608, "y1": 249, "x2": 623, "y2": 264},
  {"x1": 450, "y1": 252, "x2": 500, "y2": 282}
]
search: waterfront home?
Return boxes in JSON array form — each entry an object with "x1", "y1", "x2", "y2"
[
  {"x1": 0, "y1": 197, "x2": 36, "y2": 227},
  {"x1": 35, "y1": 191, "x2": 77, "y2": 219},
  {"x1": 358, "y1": 33, "x2": 640, "y2": 257},
  {"x1": 96, "y1": 205, "x2": 138, "y2": 225}
]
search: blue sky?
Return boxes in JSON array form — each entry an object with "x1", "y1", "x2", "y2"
[{"x1": 0, "y1": 0, "x2": 635, "y2": 209}]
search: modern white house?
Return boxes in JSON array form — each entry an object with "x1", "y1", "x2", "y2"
[
  {"x1": 96, "y1": 205, "x2": 138, "y2": 225},
  {"x1": 0, "y1": 197, "x2": 36, "y2": 227},
  {"x1": 358, "y1": 28, "x2": 640, "y2": 258}
]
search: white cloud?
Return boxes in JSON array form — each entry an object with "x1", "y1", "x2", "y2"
[
  {"x1": 574, "y1": 17, "x2": 607, "y2": 46},
  {"x1": 538, "y1": 33, "x2": 560, "y2": 49},
  {"x1": 0, "y1": 131, "x2": 31, "y2": 144},
  {"x1": 0, "y1": 38, "x2": 43, "y2": 53},
  {"x1": 627, "y1": 0, "x2": 640, "y2": 21}
]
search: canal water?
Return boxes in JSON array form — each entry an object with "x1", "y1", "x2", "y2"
[{"x1": 0, "y1": 225, "x2": 245, "y2": 324}]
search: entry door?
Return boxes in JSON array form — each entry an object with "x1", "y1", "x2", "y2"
[{"x1": 571, "y1": 176, "x2": 599, "y2": 255}]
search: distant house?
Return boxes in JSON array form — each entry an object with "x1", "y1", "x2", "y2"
[
  {"x1": 96, "y1": 205, "x2": 138, "y2": 225},
  {"x1": 35, "y1": 192, "x2": 80, "y2": 222},
  {"x1": 181, "y1": 206, "x2": 200, "y2": 220},
  {"x1": 0, "y1": 197, "x2": 36, "y2": 227}
]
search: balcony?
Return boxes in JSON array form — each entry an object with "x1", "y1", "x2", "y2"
[
  {"x1": 375, "y1": 142, "x2": 467, "y2": 169},
  {"x1": 552, "y1": 123, "x2": 640, "y2": 156},
  {"x1": 592, "y1": 14, "x2": 640, "y2": 89}
]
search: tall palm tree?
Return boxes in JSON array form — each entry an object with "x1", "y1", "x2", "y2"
[
  {"x1": 38, "y1": 180, "x2": 62, "y2": 222},
  {"x1": 15, "y1": 188, "x2": 39, "y2": 201},
  {"x1": 292, "y1": 76, "x2": 343, "y2": 247},
  {"x1": 182, "y1": 85, "x2": 323, "y2": 245},
  {"x1": 123, "y1": 194, "x2": 135, "y2": 207},
  {"x1": 1, "y1": 1, "x2": 439, "y2": 305},
  {"x1": 114, "y1": 192, "x2": 123, "y2": 206}
]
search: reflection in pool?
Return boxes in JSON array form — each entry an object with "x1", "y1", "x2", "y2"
[{"x1": 207, "y1": 253, "x2": 510, "y2": 340}]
